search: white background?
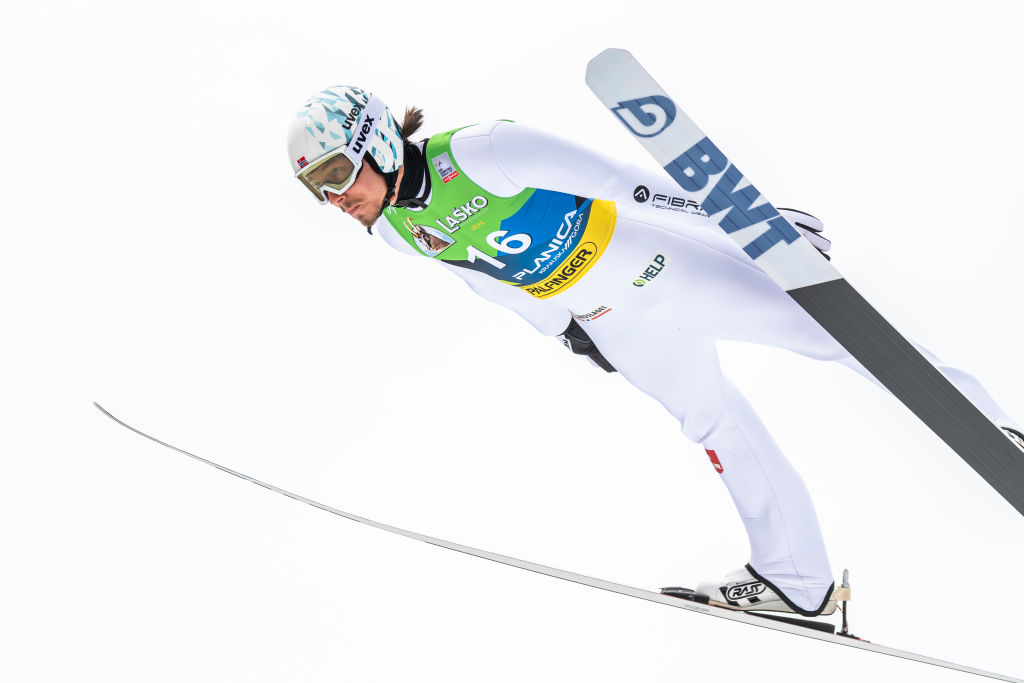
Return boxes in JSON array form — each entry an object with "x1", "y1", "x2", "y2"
[{"x1": 3, "y1": 1, "x2": 1023, "y2": 681}]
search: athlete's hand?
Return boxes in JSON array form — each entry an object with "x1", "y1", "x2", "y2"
[
  {"x1": 777, "y1": 208, "x2": 831, "y2": 260},
  {"x1": 557, "y1": 320, "x2": 617, "y2": 373}
]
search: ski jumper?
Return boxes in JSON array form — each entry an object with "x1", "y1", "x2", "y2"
[{"x1": 374, "y1": 121, "x2": 1019, "y2": 612}]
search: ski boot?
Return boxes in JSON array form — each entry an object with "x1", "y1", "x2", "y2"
[{"x1": 670, "y1": 565, "x2": 848, "y2": 617}]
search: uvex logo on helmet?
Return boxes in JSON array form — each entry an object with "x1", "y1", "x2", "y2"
[
  {"x1": 341, "y1": 91, "x2": 363, "y2": 131},
  {"x1": 612, "y1": 95, "x2": 676, "y2": 138},
  {"x1": 349, "y1": 115, "x2": 376, "y2": 155}
]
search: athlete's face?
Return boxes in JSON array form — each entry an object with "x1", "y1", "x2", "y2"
[{"x1": 325, "y1": 163, "x2": 391, "y2": 229}]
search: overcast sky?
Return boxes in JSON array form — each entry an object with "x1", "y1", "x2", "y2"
[{"x1": 3, "y1": 1, "x2": 1023, "y2": 681}]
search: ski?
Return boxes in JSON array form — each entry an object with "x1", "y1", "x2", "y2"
[
  {"x1": 585, "y1": 48, "x2": 1024, "y2": 518},
  {"x1": 95, "y1": 403, "x2": 1021, "y2": 682}
]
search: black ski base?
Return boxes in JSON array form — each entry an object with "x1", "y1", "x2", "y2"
[
  {"x1": 660, "y1": 587, "x2": 836, "y2": 634},
  {"x1": 751, "y1": 611, "x2": 836, "y2": 634}
]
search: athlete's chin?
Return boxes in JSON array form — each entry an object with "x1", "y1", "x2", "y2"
[{"x1": 356, "y1": 206, "x2": 383, "y2": 229}]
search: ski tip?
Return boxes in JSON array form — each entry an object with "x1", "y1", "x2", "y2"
[
  {"x1": 585, "y1": 48, "x2": 634, "y2": 83},
  {"x1": 93, "y1": 402, "x2": 118, "y2": 422},
  {"x1": 588, "y1": 47, "x2": 632, "y2": 62}
]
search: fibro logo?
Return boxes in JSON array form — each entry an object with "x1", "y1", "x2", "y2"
[{"x1": 612, "y1": 96, "x2": 676, "y2": 138}]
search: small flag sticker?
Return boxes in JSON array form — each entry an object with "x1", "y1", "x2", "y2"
[
  {"x1": 706, "y1": 449, "x2": 723, "y2": 474},
  {"x1": 297, "y1": 156, "x2": 309, "y2": 169},
  {"x1": 432, "y1": 152, "x2": 459, "y2": 184}
]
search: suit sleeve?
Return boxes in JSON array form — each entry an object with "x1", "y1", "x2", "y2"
[
  {"x1": 439, "y1": 261, "x2": 572, "y2": 336},
  {"x1": 373, "y1": 212, "x2": 571, "y2": 336},
  {"x1": 452, "y1": 120, "x2": 714, "y2": 228},
  {"x1": 376, "y1": 120, "x2": 710, "y2": 338}
]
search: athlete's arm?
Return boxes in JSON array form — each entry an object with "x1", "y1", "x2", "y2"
[
  {"x1": 452, "y1": 121, "x2": 710, "y2": 223},
  {"x1": 454, "y1": 121, "x2": 832, "y2": 259},
  {"x1": 370, "y1": 213, "x2": 569, "y2": 334},
  {"x1": 438, "y1": 261, "x2": 572, "y2": 336},
  {"x1": 441, "y1": 262, "x2": 614, "y2": 371}
]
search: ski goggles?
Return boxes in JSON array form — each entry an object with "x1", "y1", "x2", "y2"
[{"x1": 295, "y1": 95, "x2": 386, "y2": 204}]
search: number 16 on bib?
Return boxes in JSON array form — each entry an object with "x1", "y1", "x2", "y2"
[{"x1": 585, "y1": 48, "x2": 1024, "y2": 518}]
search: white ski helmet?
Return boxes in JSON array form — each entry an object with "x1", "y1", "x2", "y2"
[{"x1": 288, "y1": 85, "x2": 404, "y2": 204}]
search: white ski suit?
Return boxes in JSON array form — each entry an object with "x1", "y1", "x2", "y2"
[{"x1": 374, "y1": 121, "x2": 1017, "y2": 611}]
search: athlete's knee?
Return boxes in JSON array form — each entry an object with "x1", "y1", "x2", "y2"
[{"x1": 672, "y1": 401, "x2": 728, "y2": 444}]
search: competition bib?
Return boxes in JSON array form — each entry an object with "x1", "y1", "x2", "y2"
[{"x1": 383, "y1": 128, "x2": 616, "y2": 299}]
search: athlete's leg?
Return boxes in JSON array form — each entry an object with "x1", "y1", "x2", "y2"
[
  {"x1": 609, "y1": 215, "x2": 1020, "y2": 431},
  {"x1": 582, "y1": 312, "x2": 835, "y2": 611},
  {"x1": 835, "y1": 348, "x2": 1022, "y2": 432}
]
